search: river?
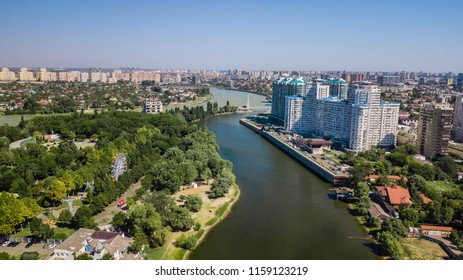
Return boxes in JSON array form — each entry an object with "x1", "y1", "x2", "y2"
[{"x1": 190, "y1": 88, "x2": 377, "y2": 259}]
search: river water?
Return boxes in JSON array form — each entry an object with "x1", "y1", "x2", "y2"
[{"x1": 190, "y1": 88, "x2": 377, "y2": 259}]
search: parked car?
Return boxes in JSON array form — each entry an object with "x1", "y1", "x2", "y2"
[
  {"x1": 47, "y1": 244, "x2": 56, "y2": 249},
  {"x1": 2, "y1": 241, "x2": 10, "y2": 247}
]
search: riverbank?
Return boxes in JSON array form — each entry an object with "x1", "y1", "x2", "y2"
[
  {"x1": 144, "y1": 182, "x2": 240, "y2": 260},
  {"x1": 184, "y1": 183, "x2": 241, "y2": 260}
]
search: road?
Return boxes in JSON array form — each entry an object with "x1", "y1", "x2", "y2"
[{"x1": 94, "y1": 177, "x2": 145, "y2": 228}]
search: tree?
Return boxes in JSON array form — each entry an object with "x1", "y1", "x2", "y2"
[
  {"x1": 184, "y1": 195, "x2": 202, "y2": 212},
  {"x1": 59, "y1": 209, "x2": 73, "y2": 223},
  {"x1": 381, "y1": 218, "x2": 407, "y2": 237},
  {"x1": 436, "y1": 156, "x2": 457, "y2": 179},
  {"x1": 72, "y1": 206, "x2": 96, "y2": 229},
  {"x1": 29, "y1": 218, "x2": 54, "y2": 239},
  {"x1": 75, "y1": 253, "x2": 93, "y2": 260},
  {"x1": 355, "y1": 196, "x2": 371, "y2": 216},
  {"x1": 175, "y1": 234, "x2": 198, "y2": 250},
  {"x1": 209, "y1": 176, "x2": 232, "y2": 198},
  {"x1": 111, "y1": 212, "x2": 127, "y2": 229},
  {"x1": 398, "y1": 205, "x2": 418, "y2": 225},
  {"x1": 102, "y1": 253, "x2": 114, "y2": 260},
  {"x1": 44, "y1": 178, "x2": 67, "y2": 203},
  {"x1": 0, "y1": 252, "x2": 13, "y2": 260},
  {"x1": 167, "y1": 206, "x2": 194, "y2": 231},
  {"x1": 0, "y1": 192, "x2": 26, "y2": 236},
  {"x1": 355, "y1": 182, "x2": 370, "y2": 198},
  {"x1": 376, "y1": 231, "x2": 407, "y2": 259},
  {"x1": 20, "y1": 251, "x2": 39, "y2": 260}
]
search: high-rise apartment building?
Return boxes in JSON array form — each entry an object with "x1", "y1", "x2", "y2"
[
  {"x1": 417, "y1": 103, "x2": 453, "y2": 159},
  {"x1": 0, "y1": 67, "x2": 16, "y2": 81},
  {"x1": 36, "y1": 68, "x2": 51, "y2": 81},
  {"x1": 453, "y1": 93, "x2": 463, "y2": 142},
  {"x1": 324, "y1": 78, "x2": 348, "y2": 99},
  {"x1": 282, "y1": 82, "x2": 399, "y2": 152},
  {"x1": 271, "y1": 77, "x2": 309, "y2": 120},
  {"x1": 19, "y1": 67, "x2": 34, "y2": 81},
  {"x1": 457, "y1": 73, "x2": 463, "y2": 91}
]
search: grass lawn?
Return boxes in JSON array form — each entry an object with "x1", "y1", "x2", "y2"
[
  {"x1": 425, "y1": 181, "x2": 459, "y2": 193},
  {"x1": 13, "y1": 228, "x2": 32, "y2": 238},
  {"x1": 53, "y1": 227, "x2": 76, "y2": 240},
  {"x1": 402, "y1": 238, "x2": 447, "y2": 260},
  {"x1": 145, "y1": 182, "x2": 239, "y2": 260}
]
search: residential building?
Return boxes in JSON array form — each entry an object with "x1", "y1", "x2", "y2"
[
  {"x1": 271, "y1": 77, "x2": 308, "y2": 120},
  {"x1": 53, "y1": 228, "x2": 132, "y2": 260},
  {"x1": 457, "y1": 73, "x2": 463, "y2": 91},
  {"x1": 0, "y1": 67, "x2": 16, "y2": 81},
  {"x1": 19, "y1": 67, "x2": 34, "y2": 81},
  {"x1": 282, "y1": 82, "x2": 399, "y2": 152},
  {"x1": 453, "y1": 92, "x2": 463, "y2": 142},
  {"x1": 417, "y1": 103, "x2": 453, "y2": 159},
  {"x1": 143, "y1": 97, "x2": 163, "y2": 114},
  {"x1": 324, "y1": 78, "x2": 348, "y2": 99},
  {"x1": 37, "y1": 68, "x2": 51, "y2": 82},
  {"x1": 284, "y1": 96, "x2": 304, "y2": 132}
]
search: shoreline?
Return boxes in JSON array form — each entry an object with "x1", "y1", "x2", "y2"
[{"x1": 183, "y1": 183, "x2": 241, "y2": 260}]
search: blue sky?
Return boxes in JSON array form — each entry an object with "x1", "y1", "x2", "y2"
[{"x1": 0, "y1": 0, "x2": 461, "y2": 72}]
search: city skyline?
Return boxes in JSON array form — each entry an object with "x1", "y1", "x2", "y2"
[{"x1": 1, "y1": 0, "x2": 462, "y2": 72}]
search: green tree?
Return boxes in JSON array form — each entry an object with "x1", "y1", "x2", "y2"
[
  {"x1": 44, "y1": 178, "x2": 67, "y2": 203},
  {"x1": 167, "y1": 206, "x2": 194, "y2": 231},
  {"x1": 20, "y1": 251, "x2": 39, "y2": 260},
  {"x1": 209, "y1": 176, "x2": 232, "y2": 198},
  {"x1": 102, "y1": 253, "x2": 114, "y2": 260},
  {"x1": 75, "y1": 253, "x2": 93, "y2": 260},
  {"x1": 355, "y1": 182, "x2": 370, "y2": 198},
  {"x1": 381, "y1": 218, "x2": 407, "y2": 237},
  {"x1": 184, "y1": 195, "x2": 202, "y2": 212},
  {"x1": 59, "y1": 209, "x2": 73, "y2": 223}
]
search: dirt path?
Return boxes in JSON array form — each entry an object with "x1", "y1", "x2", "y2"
[{"x1": 94, "y1": 177, "x2": 145, "y2": 228}]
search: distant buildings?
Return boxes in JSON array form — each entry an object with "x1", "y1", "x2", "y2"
[
  {"x1": 19, "y1": 67, "x2": 34, "y2": 81},
  {"x1": 192, "y1": 75, "x2": 200, "y2": 86},
  {"x1": 0, "y1": 67, "x2": 16, "y2": 81},
  {"x1": 281, "y1": 80, "x2": 400, "y2": 152},
  {"x1": 143, "y1": 97, "x2": 163, "y2": 114},
  {"x1": 417, "y1": 103, "x2": 453, "y2": 159},
  {"x1": 458, "y1": 73, "x2": 463, "y2": 92}
]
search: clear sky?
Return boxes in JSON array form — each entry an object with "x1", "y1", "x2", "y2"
[{"x1": 0, "y1": 0, "x2": 462, "y2": 72}]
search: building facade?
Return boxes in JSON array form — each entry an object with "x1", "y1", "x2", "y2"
[
  {"x1": 453, "y1": 93, "x2": 463, "y2": 142},
  {"x1": 143, "y1": 97, "x2": 163, "y2": 114},
  {"x1": 282, "y1": 81, "x2": 399, "y2": 152},
  {"x1": 417, "y1": 103, "x2": 453, "y2": 159},
  {"x1": 271, "y1": 77, "x2": 308, "y2": 120},
  {"x1": 0, "y1": 67, "x2": 16, "y2": 81}
]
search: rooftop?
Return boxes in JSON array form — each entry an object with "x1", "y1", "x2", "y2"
[
  {"x1": 420, "y1": 225, "x2": 453, "y2": 232},
  {"x1": 386, "y1": 185, "x2": 413, "y2": 205}
]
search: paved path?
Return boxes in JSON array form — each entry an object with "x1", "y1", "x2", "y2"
[{"x1": 94, "y1": 177, "x2": 145, "y2": 228}]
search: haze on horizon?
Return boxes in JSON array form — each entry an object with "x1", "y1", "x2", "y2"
[{"x1": 0, "y1": 0, "x2": 462, "y2": 73}]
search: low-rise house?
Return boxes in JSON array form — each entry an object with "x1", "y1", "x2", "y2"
[
  {"x1": 306, "y1": 138, "x2": 332, "y2": 154},
  {"x1": 364, "y1": 175, "x2": 407, "y2": 184},
  {"x1": 53, "y1": 228, "x2": 133, "y2": 260},
  {"x1": 333, "y1": 187, "x2": 353, "y2": 200},
  {"x1": 420, "y1": 225, "x2": 453, "y2": 237}
]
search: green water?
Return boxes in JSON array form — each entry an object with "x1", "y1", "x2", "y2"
[{"x1": 190, "y1": 88, "x2": 377, "y2": 260}]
